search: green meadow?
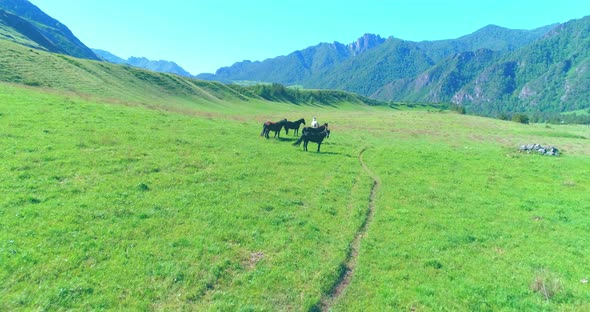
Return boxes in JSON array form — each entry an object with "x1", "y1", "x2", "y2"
[{"x1": 1, "y1": 40, "x2": 590, "y2": 311}]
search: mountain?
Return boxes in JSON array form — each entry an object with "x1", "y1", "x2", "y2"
[
  {"x1": 126, "y1": 57, "x2": 192, "y2": 77},
  {"x1": 415, "y1": 24, "x2": 557, "y2": 63},
  {"x1": 197, "y1": 33, "x2": 386, "y2": 84},
  {"x1": 452, "y1": 16, "x2": 590, "y2": 115},
  {"x1": 0, "y1": 0, "x2": 99, "y2": 60},
  {"x1": 198, "y1": 25, "x2": 553, "y2": 95},
  {"x1": 199, "y1": 21, "x2": 590, "y2": 116},
  {"x1": 92, "y1": 48, "x2": 126, "y2": 64},
  {"x1": 93, "y1": 49, "x2": 193, "y2": 77},
  {"x1": 0, "y1": 1, "x2": 191, "y2": 77},
  {"x1": 372, "y1": 48, "x2": 500, "y2": 103},
  {"x1": 374, "y1": 16, "x2": 590, "y2": 116}
]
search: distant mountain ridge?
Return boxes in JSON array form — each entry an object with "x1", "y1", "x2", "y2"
[
  {"x1": 0, "y1": 0, "x2": 99, "y2": 60},
  {"x1": 370, "y1": 16, "x2": 590, "y2": 116},
  {"x1": 197, "y1": 25, "x2": 554, "y2": 90},
  {"x1": 450, "y1": 16, "x2": 590, "y2": 114},
  {"x1": 196, "y1": 20, "x2": 590, "y2": 116},
  {"x1": 93, "y1": 49, "x2": 193, "y2": 77}
]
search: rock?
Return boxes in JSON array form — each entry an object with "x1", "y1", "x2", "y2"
[{"x1": 518, "y1": 144, "x2": 560, "y2": 156}]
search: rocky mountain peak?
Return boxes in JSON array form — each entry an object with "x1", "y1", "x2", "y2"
[{"x1": 348, "y1": 33, "x2": 385, "y2": 55}]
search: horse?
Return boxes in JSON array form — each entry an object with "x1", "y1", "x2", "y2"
[
  {"x1": 283, "y1": 118, "x2": 305, "y2": 136},
  {"x1": 260, "y1": 119, "x2": 287, "y2": 139},
  {"x1": 300, "y1": 123, "x2": 328, "y2": 135},
  {"x1": 293, "y1": 127, "x2": 331, "y2": 152}
]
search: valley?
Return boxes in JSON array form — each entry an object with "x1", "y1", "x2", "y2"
[{"x1": 1, "y1": 1, "x2": 590, "y2": 310}]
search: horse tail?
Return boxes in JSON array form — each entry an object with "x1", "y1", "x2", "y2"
[
  {"x1": 260, "y1": 124, "x2": 266, "y2": 136},
  {"x1": 293, "y1": 135, "x2": 303, "y2": 146}
]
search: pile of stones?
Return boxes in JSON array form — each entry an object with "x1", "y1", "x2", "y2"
[{"x1": 519, "y1": 144, "x2": 560, "y2": 156}]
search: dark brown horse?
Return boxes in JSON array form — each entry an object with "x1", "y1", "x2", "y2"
[
  {"x1": 293, "y1": 126, "x2": 330, "y2": 152},
  {"x1": 260, "y1": 119, "x2": 287, "y2": 139},
  {"x1": 284, "y1": 118, "x2": 305, "y2": 136}
]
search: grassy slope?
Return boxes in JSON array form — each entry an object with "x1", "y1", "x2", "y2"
[
  {"x1": 0, "y1": 83, "x2": 375, "y2": 310},
  {"x1": 334, "y1": 113, "x2": 590, "y2": 311},
  {"x1": 0, "y1": 39, "x2": 378, "y2": 115},
  {"x1": 0, "y1": 20, "x2": 44, "y2": 50},
  {"x1": 1, "y1": 39, "x2": 590, "y2": 310}
]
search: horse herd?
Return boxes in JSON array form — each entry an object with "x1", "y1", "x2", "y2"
[{"x1": 260, "y1": 118, "x2": 331, "y2": 152}]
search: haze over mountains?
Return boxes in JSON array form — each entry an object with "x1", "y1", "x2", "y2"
[
  {"x1": 1, "y1": 0, "x2": 589, "y2": 118},
  {"x1": 92, "y1": 49, "x2": 193, "y2": 77}
]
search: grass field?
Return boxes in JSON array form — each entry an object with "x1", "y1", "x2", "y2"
[
  {"x1": 0, "y1": 82, "x2": 380, "y2": 310},
  {"x1": 1, "y1": 43, "x2": 590, "y2": 310}
]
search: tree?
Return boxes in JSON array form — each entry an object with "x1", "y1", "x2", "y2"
[{"x1": 512, "y1": 113, "x2": 530, "y2": 124}]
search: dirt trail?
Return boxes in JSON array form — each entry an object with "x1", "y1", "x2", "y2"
[{"x1": 315, "y1": 147, "x2": 380, "y2": 311}]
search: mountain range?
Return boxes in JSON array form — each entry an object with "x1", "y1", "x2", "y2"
[
  {"x1": 1, "y1": 0, "x2": 589, "y2": 117},
  {"x1": 198, "y1": 18, "x2": 590, "y2": 116},
  {"x1": 92, "y1": 49, "x2": 193, "y2": 77}
]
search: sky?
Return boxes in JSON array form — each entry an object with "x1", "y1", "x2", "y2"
[{"x1": 28, "y1": 0, "x2": 589, "y2": 75}]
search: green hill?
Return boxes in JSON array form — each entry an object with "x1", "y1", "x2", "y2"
[
  {"x1": 0, "y1": 0, "x2": 99, "y2": 60},
  {"x1": 0, "y1": 39, "x2": 382, "y2": 112}
]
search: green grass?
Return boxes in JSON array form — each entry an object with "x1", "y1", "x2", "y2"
[
  {"x1": 2, "y1": 40, "x2": 590, "y2": 310},
  {"x1": 0, "y1": 23, "x2": 44, "y2": 51},
  {"x1": 331, "y1": 113, "x2": 590, "y2": 311},
  {"x1": 0, "y1": 83, "x2": 375, "y2": 310}
]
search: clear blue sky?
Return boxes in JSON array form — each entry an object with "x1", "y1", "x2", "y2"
[{"x1": 28, "y1": 0, "x2": 589, "y2": 75}]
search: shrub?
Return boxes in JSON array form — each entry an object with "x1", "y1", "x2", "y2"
[
  {"x1": 512, "y1": 113, "x2": 530, "y2": 124},
  {"x1": 137, "y1": 183, "x2": 150, "y2": 191}
]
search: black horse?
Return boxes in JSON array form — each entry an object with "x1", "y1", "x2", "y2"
[
  {"x1": 293, "y1": 126, "x2": 331, "y2": 152},
  {"x1": 283, "y1": 118, "x2": 305, "y2": 136},
  {"x1": 260, "y1": 119, "x2": 287, "y2": 139},
  {"x1": 300, "y1": 123, "x2": 328, "y2": 135}
]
